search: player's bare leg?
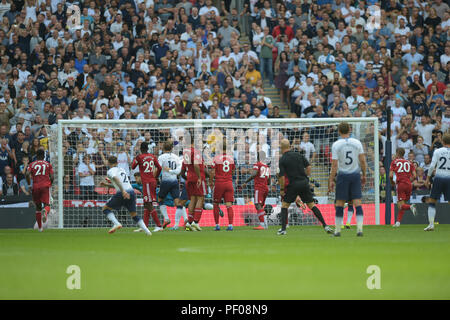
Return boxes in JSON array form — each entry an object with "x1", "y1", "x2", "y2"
[
  {"x1": 103, "y1": 205, "x2": 122, "y2": 234},
  {"x1": 306, "y1": 202, "x2": 333, "y2": 234}
]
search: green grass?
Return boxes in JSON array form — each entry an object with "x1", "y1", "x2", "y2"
[{"x1": 1, "y1": 225, "x2": 449, "y2": 299}]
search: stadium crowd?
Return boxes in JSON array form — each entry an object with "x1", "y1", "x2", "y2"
[{"x1": 0, "y1": 0, "x2": 449, "y2": 201}]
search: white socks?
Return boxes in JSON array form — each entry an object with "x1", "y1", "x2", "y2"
[
  {"x1": 335, "y1": 216, "x2": 343, "y2": 233},
  {"x1": 160, "y1": 205, "x2": 169, "y2": 221},
  {"x1": 356, "y1": 214, "x2": 364, "y2": 233},
  {"x1": 106, "y1": 212, "x2": 120, "y2": 226},
  {"x1": 347, "y1": 209, "x2": 354, "y2": 225},
  {"x1": 137, "y1": 219, "x2": 151, "y2": 234},
  {"x1": 175, "y1": 207, "x2": 187, "y2": 227},
  {"x1": 428, "y1": 206, "x2": 436, "y2": 227}
]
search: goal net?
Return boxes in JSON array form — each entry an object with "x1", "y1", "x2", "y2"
[{"x1": 46, "y1": 118, "x2": 380, "y2": 229}]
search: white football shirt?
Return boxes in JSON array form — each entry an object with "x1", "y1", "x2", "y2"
[
  {"x1": 331, "y1": 137, "x2": 365, "y2": 174},
  {"x1": 158, "y1": 152, "x2": 182, "y2": 182},
  {"x1": 428, "y1": 147, "x2": 450, "y2": 178},
  {"x1": 107, "y1": 167, "x2": 133, "y2": 192}
]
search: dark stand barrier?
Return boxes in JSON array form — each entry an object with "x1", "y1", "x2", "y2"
[
  {"x1": 0, "y1": 195, "x2": 35, "y2": 229},
  {"x1": 394, "y1": 203, "x2": 450, "y2": 224}
]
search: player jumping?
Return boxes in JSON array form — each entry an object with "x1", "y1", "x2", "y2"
[
  {"x1": 131, "y1": 142, "x2": 163, "y2": 232},
  {"x1": 328, "y1": 122, "x2": 367, "y2": 237},
  {"x1": 241, "y1": 151, "x2": 270, "y2": 230},
  {"x1": 210, "y1": 139, "x2": 236, "y2": 231},
  {"x1": 26, "y1": 149, "x2": 54, "y2": 232},
  {"x1": 424, "y1": 133, "x2": 450, "y2": 231},
  {"x1": 100, "y1": 156, "x2": 151, "y2": 236},
  {"x1": 390, "y1": 147, "x2": 417, "y2": 227}
]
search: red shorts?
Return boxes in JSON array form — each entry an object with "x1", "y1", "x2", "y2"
[
  {"x1": 213, "y1": 181, "x2": 234, "y2": 203},
  {"x1": 187, "y1": 180, "x2": 207, "y2": 198},
  {"x1": 32, "y1": 187, "x2": 50, "y2": 205},
  {"x1": 254, "y1": 188, "x2": 268, "y2": 205},
  {"x1": 397, "y1": 182, "x2": 412, "y2": 202},
  {"x1": 142, "y1": 181, "x2": 157, "y2": 203}
]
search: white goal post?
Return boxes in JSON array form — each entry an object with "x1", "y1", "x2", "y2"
[{"x1": 47, "y1": 117, "x2": 380, "y2": 229}]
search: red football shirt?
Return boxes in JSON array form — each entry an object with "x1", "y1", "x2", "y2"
[
  {"x1": 212, "y1": 154, "x2": 235, "y2": 183},
  {"x1": 183, "y1": 147, "x2": 205, "y2": 182},
  {"x1": 253, "y1": 162, "x2": 270, "y2": 190},
  {"x1": 131, "y1": 153, "x2": 161, "y2": 183},
  {"x1": 28, "y1": 160, "x2": 53, "y2": 188},
  {"x1": 390, "y1": 158, "x2": 415, "y2": 184}
]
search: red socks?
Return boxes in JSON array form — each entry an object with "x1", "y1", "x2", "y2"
[
  {"x1": 194, "y1": 208, "x2": 202, "y2": 223},
  {"x1": 398, "y1": 210, "x2": 405, "y2": 222},
  {"x1": 227, "y1": 206, "x2": 234, "y2": 225},
  {"x1": 213, "y1": 204, "x2": 220, "y2": 225},
  {"x1": 143, "y1": 209, "x2": 150, "y2": 226},
  {"x1": 257, "y1": 209, "x2": 265, "y2": 222},
  {"x1": 36, "y1": 212, "x2": 42, "y2": 229},
  {"x1": 151, "y1": 209, "x2": 161, "y2": 227},
  {"x1": 397, "y1": 205, "x2": 411, "y2": 222}
]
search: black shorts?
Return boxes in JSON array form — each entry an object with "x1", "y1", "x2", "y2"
[{"x1": 284, "y1": 179, "x2": 314, "y2": 204}]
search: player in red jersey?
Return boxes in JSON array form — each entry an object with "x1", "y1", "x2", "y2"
[
  {"x1": 390, "y1": 147, "x2": 417, "y2": 227},
  {"x1": 131, "y1": 141, "x2": 163, "y2": 232},
  {"x1": 241, "y1": 151, "x2": 270, "y2": 230},
  {"x1": 26, "y1": 149, "x2": 54, "y2": 232},
  {"x1": 210, "y1": 140, "x2": 236, "y2": 231},
  {"x1": 181, "y1": 140, "x2": 207, "y2": 231}
]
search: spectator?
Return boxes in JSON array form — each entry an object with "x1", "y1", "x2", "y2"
[
  {"x1": 2, "y1": 173, "x2": 18, "y2": 196},
  {"x1": 412, "y1": 136, "x2": 429, "y2": 165},
  {"x1": 412, "y1": 167, "x2": 428, "y2": 192},
  {"x1": 76, "y1": 153, "x2": 96, "y2": 200}
]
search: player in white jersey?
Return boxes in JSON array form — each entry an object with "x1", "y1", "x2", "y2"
[
  {"x1": 424, "y1": 133, "x2": 450, "y2": 231},
  {"x1": 157, "y1": 140, "x2": 183, "y2": 228},
  {"x1": 328, "y1": 122, "x2": 367, "y2": 237},
  {"x1": 100, "y1": 156, "x2": 151, "y2": 235}
]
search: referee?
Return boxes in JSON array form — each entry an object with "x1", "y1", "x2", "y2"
[{"x1": 278, "y1": 139, "x2": 333, "y2": 235}]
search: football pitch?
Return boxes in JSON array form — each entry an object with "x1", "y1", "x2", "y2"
[{"x1": 1, "y1": 225, "x2": 449, "y2": 300}]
